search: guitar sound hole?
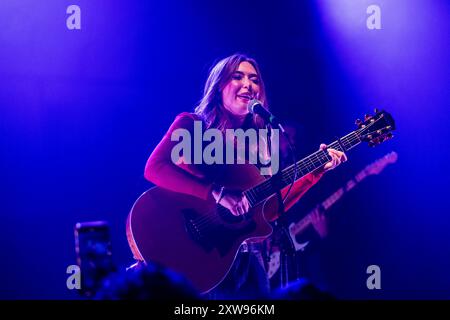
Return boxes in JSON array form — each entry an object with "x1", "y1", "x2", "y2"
[{"x1": 182, "y1": 208, "x2": 256, "y2": 256}]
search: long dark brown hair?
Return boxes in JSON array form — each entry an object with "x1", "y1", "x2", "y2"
[{"x1": 195, "y1": 53, "x2": 268, "y2": 131}]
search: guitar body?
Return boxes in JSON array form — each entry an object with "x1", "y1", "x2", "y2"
[
  {"x1": 288, "y1": 222, "x2": 310, "y2": 252},
  {"x1": 126, "y1": 163, "x2": 279, "y2": 293}
]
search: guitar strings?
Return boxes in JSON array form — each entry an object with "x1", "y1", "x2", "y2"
[
  {"x1": 242, "y1": 131, "x2": 360, "y2": 207},
  {"x1": 192, "y1": 120, "x2": 381, "y2": 231},
  {"x1": 284, "y1": 116, "x2": 383, "y2": 180},
  {"x1": 192, "y1": 134, "x2": 361, "y2": 232},
  {"x1": 192, "y1": 133, "x2": 362, "y2": 231},
  {"x1": 191, "y1": 131, "x2": 364, "y2": 231}
]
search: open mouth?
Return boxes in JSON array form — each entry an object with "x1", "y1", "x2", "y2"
[{"x1": 237, "y1": 94, "x2": 252, "y2": 101}]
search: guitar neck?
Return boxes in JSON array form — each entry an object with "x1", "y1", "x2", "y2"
[
  {"x1": 290, "y1": 168, "x2": 368, "y2": 236},
  {"x1": 244, "y1": 130, "x2": 362, "y2": 207},
  {"x1": 290, "y1": 151, "x2": 398, "y2": 236},
  {"x1": 321, "y1": 167, "x2": 370, "y2": 211}
]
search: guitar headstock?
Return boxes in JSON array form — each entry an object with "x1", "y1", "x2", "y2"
[
  {"x1": 355, "y1": 109, "x2": 395, "y2": 147},
  {"x1": 365, "y1": 151, "x2": 398, "y2": 176}
]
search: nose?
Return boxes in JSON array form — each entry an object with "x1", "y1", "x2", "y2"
[{"x1": 242, "y1": 77, "x2": 252, "y2": 91}]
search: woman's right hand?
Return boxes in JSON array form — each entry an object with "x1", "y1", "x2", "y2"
[{"x1": 212, "y1": 186, "x2": 250, "y2": 217}]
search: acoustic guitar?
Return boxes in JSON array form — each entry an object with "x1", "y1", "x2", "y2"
[{"x1": 126, "y1": 110, "x2": 395, "y2": 293}]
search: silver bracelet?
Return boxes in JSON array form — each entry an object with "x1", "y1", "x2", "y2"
[{"x1": 216, "y1": 186, "x2": 225, "y2": 204}]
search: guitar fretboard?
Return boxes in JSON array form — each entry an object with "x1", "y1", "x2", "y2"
[{"x1": 244, "y1": 130, "x2": 362, "y2": 207}]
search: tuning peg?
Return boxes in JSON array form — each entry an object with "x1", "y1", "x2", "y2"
[
  {"x1": 355, "y1": 119, "x2": 363, "y2": 127},
  {"x1": 374, "y1": 108, "x2": 379, "y2": 114},
  {"x1": 364, "y1": 114, "x2": 372, "y2": 121}
]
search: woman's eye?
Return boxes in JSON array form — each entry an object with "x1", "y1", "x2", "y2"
[
  {"x1": 251, "y1": 78, "x2": 260, "y2": 84},
  {"x1": 232, "y1": 74, "x2": 242, "y2": 80}
]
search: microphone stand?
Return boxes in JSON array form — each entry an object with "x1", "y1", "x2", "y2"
[
  {"x1": 266, "y1": 122, "x2": 299, "y2": 288},
  {"x1": 267, "y1": 125, "x2": 285, "y2": 214}
]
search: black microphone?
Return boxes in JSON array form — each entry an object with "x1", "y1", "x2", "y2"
[{"x1": 247, "y1": 99, "x2": 284, "y2": 131}]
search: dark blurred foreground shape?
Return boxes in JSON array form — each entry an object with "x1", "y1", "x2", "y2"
[{"x1": 94, "y1": 262, "x2": 201, "y2": 300}]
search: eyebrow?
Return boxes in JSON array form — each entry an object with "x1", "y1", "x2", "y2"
[{"x1": 233, "y1": 70, "x2": 259, "y2": 78}]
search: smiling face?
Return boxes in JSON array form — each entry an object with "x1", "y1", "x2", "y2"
[{"x1": 221, "y1": 61, "x2": 260, "y2": 116}]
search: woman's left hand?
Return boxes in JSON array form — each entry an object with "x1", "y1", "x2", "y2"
[{"x1": 320, "y1": 143, "x2": 347, "y2": 172}]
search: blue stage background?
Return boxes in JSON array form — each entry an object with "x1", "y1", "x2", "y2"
[{"x1": 0, "y1": 0, "x2": 449, "y2": 299}]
